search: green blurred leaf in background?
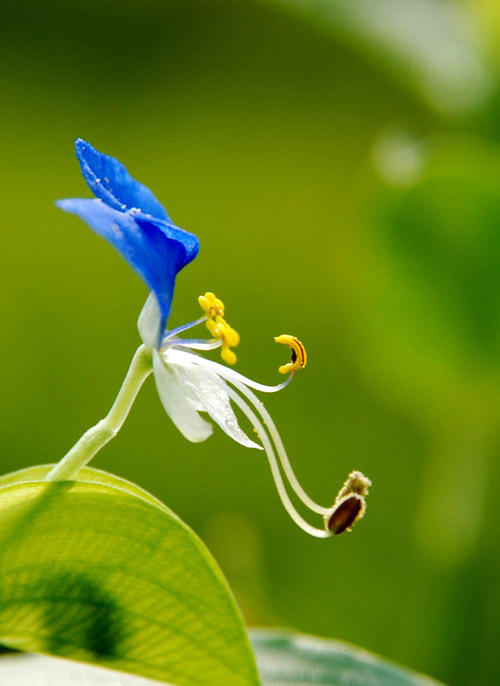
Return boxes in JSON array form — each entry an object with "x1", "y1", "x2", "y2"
[{"x1": 0, "y1": 630, "x2": 447, "y2": 686}]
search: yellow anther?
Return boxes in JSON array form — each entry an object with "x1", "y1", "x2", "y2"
[
  {"x1": 198, "y1": 292, "x2": 225, "y2": 318},
  {"x1": 217, "y1": 319, "x2": 240, "y2": 366},
  {"x1": 221, "y1": 346, "x2": 238, "y2": 366},
  {"x1": 274, "y1": 334, "x2": 307, "y2": 374},
  {"x1": 217, "y1": 320, "x2": 240, "y2": 347},
  {"x1": 206, "y1": 316, "x2": 220, "y2": 338}
]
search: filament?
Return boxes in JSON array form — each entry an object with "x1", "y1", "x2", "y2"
[
  {"x1": 222, "y1": 383, "x2": 331, "y2": 538},
  {"x1": 231, "y1": 380, "x2": 329, "y2": 516},
  {"x1": 168, "y1": 349, "x2": 293, "y2": 393},
  {"x1": 171, "y1": 338, "x2": 223, "y2": 351},
  {"x1": 162, "y1": 315, "x2": 208, "y2": 343}
]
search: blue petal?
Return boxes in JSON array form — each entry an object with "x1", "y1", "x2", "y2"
[
  {"x1": 57, "y1": 198, "x2": 199, "y2": 341},
  {"x1": 75, "y1": 139, "x2": 171, "y2": 221}
]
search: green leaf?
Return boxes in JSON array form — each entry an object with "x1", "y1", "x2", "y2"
[
  {"x1": 339, "y1": 135, "x2": 500, "y2": 424},
  {"x1": 250, "y1": 629, "x2": 446, "y2": 686},
  {"x1": 272, "y1": 0, "x2": 492, "y2": 114},
  {"x1": 0, "y1": 466, "x2": 259, "y2": 686}
]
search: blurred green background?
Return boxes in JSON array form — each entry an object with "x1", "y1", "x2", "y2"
[{"x1": 2, "y1": 1, "x2": 500, "y2": 684}]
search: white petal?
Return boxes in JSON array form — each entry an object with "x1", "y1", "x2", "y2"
[
  {"x1": 166, "y1": 350, "x2": 262, "y2": 450},
  {"x1": 153, "y1": 350, "x2": 213, "y2": 443},
  {"x1": 138, "y1": 292, "x2": 161, "y2": 349}
]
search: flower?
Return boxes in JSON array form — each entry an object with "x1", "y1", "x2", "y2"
[
  {"x1": 57, "y1": 139, "x2": 199, "y2": 347},
  {"x1": 58, "y1": 139, "x2": 370, "y2": 537}
]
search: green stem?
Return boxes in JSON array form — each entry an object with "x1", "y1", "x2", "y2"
[{"x1": 45, "y1": 345, "x2": 153, "y2": 481}]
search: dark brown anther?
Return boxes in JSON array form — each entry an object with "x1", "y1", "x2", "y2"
[
  {"x1": 323, "y1": 470, "x2": 371, "y2": 535},
  {"x1": 326, "y1": 494, "x2": 365, "y2": 534}
]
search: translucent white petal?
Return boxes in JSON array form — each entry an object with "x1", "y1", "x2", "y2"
[
  {"x1": 138, "y1": 292, "x2": 162, "y2": 349},
  {"x1": 165, "y1": 350, "x2": 262, "y2": 450},
  {"x1": 152, "y1": 350, "x2": 213, "y2": 443}
]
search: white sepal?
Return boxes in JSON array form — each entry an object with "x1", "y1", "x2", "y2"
[
  {"x1": 152, "y1": 350, "x2": 213, "y2": 443},
  {"x1": 138, "y1": 292, "x2": 162, "y2": 350}
]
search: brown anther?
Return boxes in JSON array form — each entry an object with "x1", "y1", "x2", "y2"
[
  {"x1": 325, "y1": 495, "x2": 365, "y2": 534},
  {"x1": 323, "y1": 470, "x2": 371, "y2": 535}
]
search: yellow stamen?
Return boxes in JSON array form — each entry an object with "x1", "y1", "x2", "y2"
[
  {"x1": 274, "y1": 334, "x2": 307, "y2": 374},
  {"x1": 198, "y1": 292, "x2": 225, "y2": 319},
  {"x1": 206, "y1": 316, "x2": 220, "y2": 338},
  {"x1": 198, "y1": 292, "x2": 240, "y2": 365},
  {"x1": 217, "y1": 319, "x2": 240, "y2": 365}
]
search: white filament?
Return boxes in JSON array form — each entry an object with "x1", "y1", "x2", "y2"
[
  {"x1": 167, "y1": 349, "x2": 293, "y2": 394},
  {"x1": 162, "y1": 315, "x2": 208, "y2": 341},
  {"x1": 231, "y1": 379, "x2": 330, "y2": 516},
  {"x1": 221, "y1": 383, "x2": 331, "y2": 538}
]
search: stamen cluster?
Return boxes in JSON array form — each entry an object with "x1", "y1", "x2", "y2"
[{"x1": 198, "y1": 292, "x2": 240, "y2": 365}]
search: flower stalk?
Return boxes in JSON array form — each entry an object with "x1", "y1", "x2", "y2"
[{"x1": 45, "y1": 345, "x2": 153, "y2": 481}]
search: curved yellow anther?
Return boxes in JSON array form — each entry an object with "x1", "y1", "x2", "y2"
[{"x1": 274, "y1": 334, "x2": 307, "y2": 374}]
